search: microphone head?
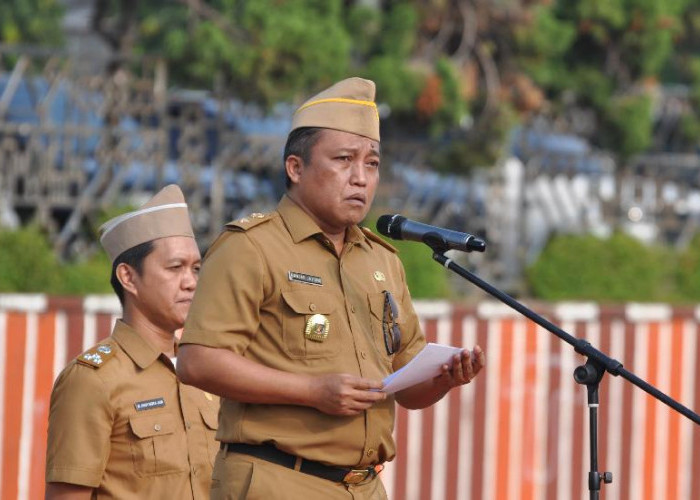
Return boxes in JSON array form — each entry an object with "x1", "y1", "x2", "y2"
[
  {"x1": 376, "y1": 214, "x2": 405, "y2": 239},
  {"x1": 468, "y1": 238, "x2": 487, "y2": 252}
]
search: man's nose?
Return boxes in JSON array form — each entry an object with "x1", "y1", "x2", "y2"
[
  {"x1": 350, "y1": 162, "x2": 368, "y2": 185},
  {"x1": 182, "y1": 268, "x2": 198, "y2": 289}
]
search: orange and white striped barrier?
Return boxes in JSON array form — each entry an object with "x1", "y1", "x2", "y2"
[{"x1": 1, "y1": 295, "x2": 699, "y2": 500}]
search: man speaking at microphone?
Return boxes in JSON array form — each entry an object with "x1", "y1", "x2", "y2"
[{"x1": 176, "y1": 77, "x2": 485, "y2": 500}]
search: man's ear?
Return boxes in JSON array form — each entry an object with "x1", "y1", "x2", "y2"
[
  {"x1": 116, "y1": 263, "x2": 138, "y2": 298},
  {"x1": 285, "y1": 155, "x2": 304, "y2": 186}
]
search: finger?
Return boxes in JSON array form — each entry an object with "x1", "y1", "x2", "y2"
[
  {"x1": 451, "y1": 353, "x2": 465, "y2": 384},
  {"x1": 355, "y1": 378, "x2": 384, "y2": 391},
  {"x1": 462, "y1": 350, "x2": 474, "y2": 381},
  {"x1": 474, "y1": 345, "x2": 486, "y2": 369},
  {"x1": 353, "y1": 388, "x2": 387, "y2": 403}
]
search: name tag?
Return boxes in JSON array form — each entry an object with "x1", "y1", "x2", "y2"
[
  {"x1": 288, "y1": 271, "x2": 323, "y2": 286},
  {"x1": 134, "y1": 397, "x2": 166, "y2": 411}
]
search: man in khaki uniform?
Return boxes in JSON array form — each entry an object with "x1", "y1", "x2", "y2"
[
  {"x1": 177, "y1": 78, "x2": 485, "y2": 500},
  {"x1": 45, "y1": 185, "x2": 219, "y2": 499}
]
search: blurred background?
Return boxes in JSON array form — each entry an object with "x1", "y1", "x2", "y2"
[
  {"x1": 3, "y1": 0, "x2": 700, "y2": 302},
  {"x1": 3, "y1": 2, "x2": 700, "y2": 500}
]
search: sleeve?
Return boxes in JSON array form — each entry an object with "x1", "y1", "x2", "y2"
[
  {"x1": 180, "y1": 230, "x2": 266, "y2": 354},
  {"x1": 391, "y1": 255, "x2": 427, "y2": 371},
  {"x1": 45, "y1": 363, "x2": 113, "y2": 487}
]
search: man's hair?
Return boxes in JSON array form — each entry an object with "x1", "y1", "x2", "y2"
[
  {"x1": 110, "y1": 240, "x2": 155, "y2": 306},
  {"x1": 283, "y1": 127, "x2": 324, "y2": 189}
]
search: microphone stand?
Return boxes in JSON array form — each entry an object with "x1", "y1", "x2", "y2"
[{"x1": 423, "y1": 236, "x2": 700, "y2": 500}]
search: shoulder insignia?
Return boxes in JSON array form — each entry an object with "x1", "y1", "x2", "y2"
[
  {"x1": 225, "y1": 212, "x2": 274, "y2": 232},
  {"x1": 76, "y1": 343, "x2": 116, "y2": 369},
  {"x1": 361, "y1": 227, "x2": 398, "y2": 253}
]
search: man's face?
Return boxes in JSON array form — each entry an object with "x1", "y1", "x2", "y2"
[
  {"x1": 130, "y1": 236, "x2": 201, "y2": 332},
  {"x1": 287, "y1": 129, "x2": 380, "y2": 235}
]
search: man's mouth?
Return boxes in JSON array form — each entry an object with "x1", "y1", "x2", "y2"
[{"x1": 347, "y1": 194, "x2": 366, "y2": 204}]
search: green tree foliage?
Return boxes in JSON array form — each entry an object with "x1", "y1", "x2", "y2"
[
  {"x1": 11, "y1": 0, "x2": 700, "y2": 165},
  {"x1": 381, "y1": 238, "x2": 449, "y2": 300},
  {"x1": 526, "y1": 233, "x2": 675, "y2": 302},
  {"x1": 135, "y1": 0, "x2": 352, "y2": 106},
  {"x1": 0, "y1": 0, "x2": 64, "y2": 45},
  {"x1": 0, "y1": 226, "x2": 112, "y2": 294},
  {"x1": 517, "y1": 0, "x2": 691, "y2": 158},
  {"x1": 676, "y1": 234, "x2": 700, "y2": 300},
  {"x1": 0, "y1": 225, "x2": 61, "y2": 292}
]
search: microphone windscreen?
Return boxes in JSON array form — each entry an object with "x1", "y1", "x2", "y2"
[{"x1": 376, "y1": 214, "x2": 396, "y2": 237}]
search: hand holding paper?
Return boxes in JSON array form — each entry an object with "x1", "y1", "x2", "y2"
[{"x1": 382, "y1": 343, "x2": 466, "y2": 394}]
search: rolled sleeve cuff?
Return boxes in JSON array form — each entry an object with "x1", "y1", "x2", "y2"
[
  {"x1": 46, "y1": 466, "x2": 102, "y2": 488},
  {"x1": 179, "y1": 328, "x2": 246, "y2": 353}
]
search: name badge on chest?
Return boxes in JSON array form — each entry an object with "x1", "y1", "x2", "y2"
[
  {"x1": 288, "y1": 271, "x2": 323, "y2": 286},
  {"x1": 134, "y1": 397, "x2": 166, "y2": 411}
]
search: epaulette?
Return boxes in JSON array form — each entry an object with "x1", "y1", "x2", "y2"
[
  {"x1": 225, "y1": 212, "x2": 273, "y2": 231},
  {"x1": 361, "y1": 227, "x2": 398, "y2": 253},
  {"x1": 76, "y1": 342, "x2": 116, "y2": 369}
]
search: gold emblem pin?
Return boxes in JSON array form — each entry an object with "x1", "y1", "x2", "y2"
[
  {"x1": 305, "y1": 314, "x2": 330, "y2": 342},
  {"x1": 204, "y1": 392, "x2": 213, "y2": 401},
  {"x1": 373, "y1": 271, "x2": 386, "y2": 282}
]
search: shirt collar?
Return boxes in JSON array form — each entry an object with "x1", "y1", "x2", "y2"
[
  {"x1": 112, "y1": 320, "x2": 165, "y2": 370},
  {"x1": 277, "y1": 195, "x2": 373, "y2": 251}
]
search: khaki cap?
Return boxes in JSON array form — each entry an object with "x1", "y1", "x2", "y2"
[
  {"x1": 99, "y1": 185, "x2": 195, "y2": 262},
  {"x1": 291, "y1": 77, "x2": 380, "y2": 141}
]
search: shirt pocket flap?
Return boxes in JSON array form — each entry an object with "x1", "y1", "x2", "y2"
[
  {"x1": 199, "y1": 406, "x2": 219, "y2": 430},
  {"x1": 129, "y1": 412, "x2": 176, "y2": 438},
  {"x1": 281, "y1": 290, "x2": 336, "y2": 315},
  {"x1": 368, "y1": 292, "x2": 404, "y2": 323}
]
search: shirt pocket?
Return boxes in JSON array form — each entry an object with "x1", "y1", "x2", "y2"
[
  {"x1": 281, "y1": 290, "x2": 342, "y2": 359},
  {"x1": 128, "y1": 412, "x2": 187, "y2": 476},
  {"x1": 367, "y1": 291, "x2": 404, "y2": 366},
  {"x1": 199, "y1": 405, "x2": 219, "y2": 466}
]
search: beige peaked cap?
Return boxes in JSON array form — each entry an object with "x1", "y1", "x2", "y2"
[
  {"x1": 291, "y1": 77, "x2": 380, "y2": 141},
  {"x1": 99, "y1": 184, "x2": 195, "y2": 262}
]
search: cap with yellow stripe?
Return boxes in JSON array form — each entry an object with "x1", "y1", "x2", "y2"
[
  {"x1": 291, "y1": 77, "x2": 380, "y2": 142},
  {"x1": 99, "y1": 184, "x2": 195, "y2": 262}
]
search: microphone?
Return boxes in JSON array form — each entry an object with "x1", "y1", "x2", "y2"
[{"x1": 376, "y1": 214, "x2": 486, "y2": 253}]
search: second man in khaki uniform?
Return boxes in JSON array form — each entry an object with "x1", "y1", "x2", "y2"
[{"x1": 45, "y1": 185, "x2": 219, "y2": 499}]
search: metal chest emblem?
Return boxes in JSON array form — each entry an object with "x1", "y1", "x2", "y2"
[
  {"x1": 305, "y1": 314, "x2": 330, "y2": 342},
  {"x1": 373, "y1": 271, "x2": 386, "y2": 282}
]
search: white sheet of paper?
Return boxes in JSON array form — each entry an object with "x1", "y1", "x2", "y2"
[{"x1": 382, "y1": 343, "x2": 463, "y2": 394}]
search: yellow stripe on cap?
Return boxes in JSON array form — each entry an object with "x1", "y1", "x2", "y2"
[{"x1": 296, "y1": 97, "x2": 379, "y2": 120}]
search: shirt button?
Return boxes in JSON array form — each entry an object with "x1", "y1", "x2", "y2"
[
  {"x1": 185, "y1": 422, "x2": 192, "y2": 429},
  {"x1": 192, "y1": 466, "x2": 198, "y2": 476},
  {"x1": 351, "y1": 305, "x2": 356, "y2": 313},
  {"x1": 361, "y1": 351, "x2": 367, "y2": 359},
  {"x1": 366, "y1": 449, "x2": 374, "y2": 457},
  {"x1": 154, "y1": 424, "x2": 161, "y2": 432},
  {"x1": 309, "y1": 303, "x2": 317, "y2": 312}
]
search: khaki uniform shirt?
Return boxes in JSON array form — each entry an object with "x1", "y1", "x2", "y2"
[
  {"x1": 46, "y1": 320, "x2": 219, "y2": 499},
  {"x1": 181, "y1": 195, "x2": 426, "y2": 468}
]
